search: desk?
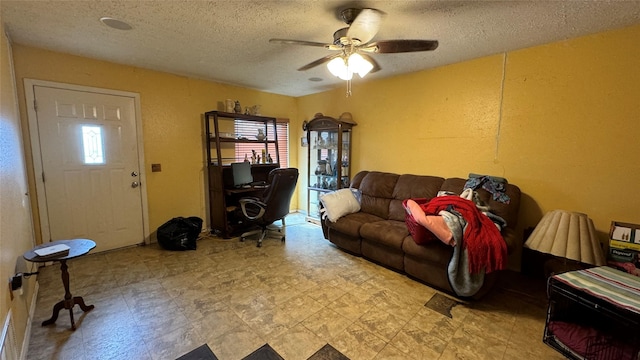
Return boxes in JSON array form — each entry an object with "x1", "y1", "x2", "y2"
[
  {"x1": 209, "y1": 163, "x2": 278, "y2": 238},
  {"x1": 24, "y1": 239, "x2": 96, "y2": 330},
  {"x1": 225, "y1": 184, "x2": 269, "y2": 195}
]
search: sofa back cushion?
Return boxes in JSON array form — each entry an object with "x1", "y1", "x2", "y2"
[
  {"x1": 389, "y1": 174, "x2": 445, "y2": 221},
  {"x1": 355, "y1": 171, "x2": 398, "y2": 220},
  {"x1": 440, "y1": 177, "x2": 521, "y2": 229},
  {"x1": 351, "y1": 172, "x2": 520, "y2": 228},
  {"x1": 350, "y1": 170, "x2": 369, "y2": 189}
]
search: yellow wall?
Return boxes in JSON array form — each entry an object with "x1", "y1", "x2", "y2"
[
  {"x1": 1, "y1": 18, "x2": 38, "y2": 358},
  {"x1": 11, "y1": 45, "x2": 300, "y2": 242},
  {"x1": 298, "y1": 24, "x2": 640, "y2": 264},
  {"x1": 8, "y1": 22, "x2": 640, "y2": 265}
]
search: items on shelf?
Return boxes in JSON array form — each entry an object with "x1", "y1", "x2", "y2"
[{"x1": 225, "y1": 99, "x2": 234, "y2": 113}]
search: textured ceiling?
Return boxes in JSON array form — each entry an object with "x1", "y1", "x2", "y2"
[{"x1": 3, "y1": 1, "x2": 640, "y2": 97}]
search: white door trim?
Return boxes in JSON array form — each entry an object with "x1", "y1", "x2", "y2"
[{"x1": 24, "y1": 79, "x2": 150, "y2": 245}]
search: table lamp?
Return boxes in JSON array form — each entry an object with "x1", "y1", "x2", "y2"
[{"x1": 524, "y1": 210, "x2": 606, "y2": 275}]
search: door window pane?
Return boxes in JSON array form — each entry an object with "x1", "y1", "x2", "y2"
[{"x1": 81, "y1": 125, "x2": 105, "y2": 164}]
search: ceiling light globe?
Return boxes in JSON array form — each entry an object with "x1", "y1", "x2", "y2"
[
  {"x1": 348, "y1": 53, "x2": 374, "y2": 78},
  {"x1": 327, "y1": 57, "x2": 353, "y2": 80}
]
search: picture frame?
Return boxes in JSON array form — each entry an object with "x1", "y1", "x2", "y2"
[{"x1": 301, "y1": 137, "x2": 308, "y2": 147}]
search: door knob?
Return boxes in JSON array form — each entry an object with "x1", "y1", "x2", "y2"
[
  {"x1": 131, "y1": 181, "x2": 139, "y2": 188},
  {"x1": 131, "y1": 171, "x2": 138, "y2": 177}
]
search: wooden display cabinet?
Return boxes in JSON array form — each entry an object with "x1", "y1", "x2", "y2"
[{"x1": 304, "y1": 113, "x2": 355, "y2": 223}]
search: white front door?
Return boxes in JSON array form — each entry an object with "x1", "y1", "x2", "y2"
[{"x1": 32, "y1": 84, "x2": 145, "y2": 251}]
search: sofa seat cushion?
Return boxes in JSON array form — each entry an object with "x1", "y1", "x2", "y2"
[
  {"x1": 360, "y1": 220, "x2": 408, "y2": 249},
  {"x1": 402, "y1": 236, "x2": 454, "y2": 266},
  {"x1": 327, "y1": 212, "x2": 384, "y2": 238}
]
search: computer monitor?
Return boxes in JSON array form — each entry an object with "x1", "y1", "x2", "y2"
[{"x1": 231, "y1": 162, "x2": 253, "y2": 188}]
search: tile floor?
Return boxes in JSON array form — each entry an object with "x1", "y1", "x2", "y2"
[{"x1": 26, "y1": 214, "x2": 564, "y2": 360}]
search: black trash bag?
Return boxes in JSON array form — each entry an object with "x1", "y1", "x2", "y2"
[{"x1": 157, "y1": 216, "x2": 203, "y2": 251}]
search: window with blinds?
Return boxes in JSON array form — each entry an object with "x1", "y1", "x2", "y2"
[{"x1": 234, "y1": 119, "x2": 289, "y2": 168}]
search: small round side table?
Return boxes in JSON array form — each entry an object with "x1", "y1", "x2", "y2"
[{"x1": 23, "y1": 239, "x2": 96, "y2": 330}]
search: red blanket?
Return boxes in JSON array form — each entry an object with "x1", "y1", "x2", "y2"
[{"x1": 420, "y1": 195, "x2": 507, "y2": 274}]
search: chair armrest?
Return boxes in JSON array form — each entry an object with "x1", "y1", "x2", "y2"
[{"x1": 239, "y1": 197, "x2": 267, "y2": 220}]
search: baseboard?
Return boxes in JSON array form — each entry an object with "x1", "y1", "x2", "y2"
[
  {"x1": 21, "y1": 281, "x2": 38, "y2": 360},
  {"x1": 1, "y1": 309, "x2": 17, "y2": 360}
]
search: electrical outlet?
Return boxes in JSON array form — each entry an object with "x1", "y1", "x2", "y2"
[{"x1": 11, "y1": 274, "x2": 22, "y2": 291}]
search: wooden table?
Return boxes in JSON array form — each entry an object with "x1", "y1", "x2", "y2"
[{"x1": 23, "y1": 239, "x2": 96, "y2": 330}]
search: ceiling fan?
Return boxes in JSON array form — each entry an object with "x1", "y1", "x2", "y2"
[{"x1": 269, "y1": 8, "x2": 439, "y2": 81}]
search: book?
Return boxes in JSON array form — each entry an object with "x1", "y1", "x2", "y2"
[{"x1": 34, "y1": 244, "x2": 70, "y2": 258}]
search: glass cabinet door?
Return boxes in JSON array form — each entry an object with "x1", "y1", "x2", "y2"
[{"x1": 305, "y1": 113, "x2": 354, "y2": 223}]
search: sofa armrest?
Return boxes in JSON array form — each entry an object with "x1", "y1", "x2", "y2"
[{"x1": 502, "y1": 227, "x2": 519, "y2": 254}]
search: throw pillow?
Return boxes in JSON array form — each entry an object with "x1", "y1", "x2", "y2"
[{"x1": 319, "y1": 188, "x2": 361, "y2": 222}]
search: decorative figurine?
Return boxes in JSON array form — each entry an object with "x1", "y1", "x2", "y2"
[
  {"x1": 266, "y1": 153, "x2": 273, "y2": 163},
  {"x1": 225, "y1": 99, "x2": 234, "y2": 113},
  {"x1": 234, "y1": 100, "x2": 242, "y2": 114},
  {"x1": 315, "y1": 160, "x2": 326, "y2": 175}
]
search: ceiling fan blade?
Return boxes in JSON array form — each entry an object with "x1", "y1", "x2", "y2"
[
  {"x1": 346, "y1": 8, "x2": 385, "y2": 44},
  {"x1": 364, "y1": 40, "x2": 439, "y2": 53},
  {"x1": 297, "y1": 54, "x2": 341, "y2": 71},
  {"x1": 269, "y1": 38, "x2": 333, "y2": 49},
  {"x1": 359, "y1": 54, "x2": 381, "y2": 73}
]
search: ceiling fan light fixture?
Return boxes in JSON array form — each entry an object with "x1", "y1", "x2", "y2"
[
  {"x1": 327, "y1": 53, "x2": 373, "y2": 81},
  {"x1": 327, "y1": 57, "x2": 353, "y2": 80}
]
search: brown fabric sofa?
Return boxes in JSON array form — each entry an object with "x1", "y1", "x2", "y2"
[{"x1": 320, "y1": 170, "x2": 521, "y2": 298}]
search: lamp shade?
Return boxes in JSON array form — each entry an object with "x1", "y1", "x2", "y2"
[{"x1": 524, "y1": 210, "x2": 605, "y2": 266}]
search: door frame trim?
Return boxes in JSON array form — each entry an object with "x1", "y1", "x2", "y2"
[{"x1": 24, "y1": 79, "x2": 150, "y2": 245}]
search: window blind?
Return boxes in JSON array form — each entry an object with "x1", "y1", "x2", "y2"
[{"x1": 235, "y1": 119, "x2": 289, "y2": 168}]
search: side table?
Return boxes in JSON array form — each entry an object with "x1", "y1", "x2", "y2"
[{"x1": 23, "y1": 239, "x2": 96, "y2": 330}]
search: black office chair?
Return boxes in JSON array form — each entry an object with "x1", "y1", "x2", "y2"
[{"x1": 239, "y1": 168, "x2": 299, "y2": 247}]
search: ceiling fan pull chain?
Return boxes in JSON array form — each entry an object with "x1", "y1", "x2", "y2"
[{"x1": 346, "y1": 79, "x2": 352, "y2": 97}]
